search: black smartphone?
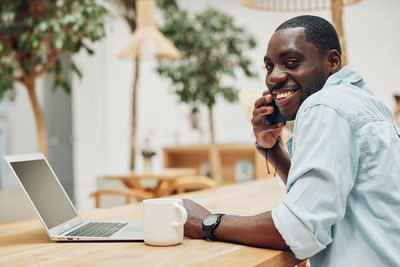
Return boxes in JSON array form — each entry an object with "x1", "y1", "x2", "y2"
[{"x1": 265, "y1": 99, "x2": 286, "y2": 125}]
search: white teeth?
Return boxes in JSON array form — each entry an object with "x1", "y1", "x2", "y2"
[{"x1": 276, "y1": 90, "x2": 294, "y2": 100}]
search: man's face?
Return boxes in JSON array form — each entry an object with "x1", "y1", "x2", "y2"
[{"x1": 264, "y1": 27, "x2": 330, "y2": 120}]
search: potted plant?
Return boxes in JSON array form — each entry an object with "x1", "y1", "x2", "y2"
[
  {"x1": 0, "y1": 0, "x2": 107, "y2": 156},
  {"x1": 157, "y1": 6, "x2": 257, "y2": 185}
]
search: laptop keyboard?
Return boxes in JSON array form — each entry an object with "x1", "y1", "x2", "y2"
[{"x1": 65, "y1": 222, "x2": 128, "y2": 237}]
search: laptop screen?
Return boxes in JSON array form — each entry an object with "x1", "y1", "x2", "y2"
[{"x1": 10, "y1": 159, "x2": 77, "y2": 229}]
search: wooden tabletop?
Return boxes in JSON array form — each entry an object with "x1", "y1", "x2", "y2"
[
  {"x1": 0, "y1": 178, "x2": 301, "y2": 267},
  {"x1": 105, "y1": 168, "x2": 197, "y2": 181}
]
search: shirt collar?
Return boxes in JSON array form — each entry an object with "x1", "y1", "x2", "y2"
[{"x1": 324, "y1": 65, "x2": 363, "y2": 87}]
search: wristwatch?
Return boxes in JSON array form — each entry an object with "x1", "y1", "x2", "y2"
[{"x1": 202, "y1": 214, "x2": 225, "y2": 241}]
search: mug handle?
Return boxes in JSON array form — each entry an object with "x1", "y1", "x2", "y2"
[{"x1": 172, "y1": 203, "x2": 187, "y2": 228}]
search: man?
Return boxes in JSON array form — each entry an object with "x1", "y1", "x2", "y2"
[{"x1": 183, "y1": 15, "x2": 400, "y2": 266}]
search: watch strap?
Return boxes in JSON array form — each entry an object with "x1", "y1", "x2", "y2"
[{"x1": 202, "y1": 213, "x2": 225, "y2": 241}]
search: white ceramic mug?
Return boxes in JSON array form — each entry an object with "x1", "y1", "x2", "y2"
[{"x1": 142, "y1": 198, "x2": 187, "y2": 246}]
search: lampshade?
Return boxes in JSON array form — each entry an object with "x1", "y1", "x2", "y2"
[
  {"x1": 118, "y1": 0, "x2": 180, "y2": 59},
  {"x1": 241, "y1": 0, "x2": 362, "y2": 11},
  {"x1": 241, "y1": 0, "x2": 364, "y2": 66}
]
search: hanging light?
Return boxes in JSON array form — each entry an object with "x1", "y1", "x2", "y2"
[
  {"x1": 241, "y1": 0, "x2": 363, "y2": 66},
  {"x1": 118, "y1": 0, "x2": 180, "y2": 60},
  {"x1": 241, "y1": 0, "x2": 362, "y2": 12},
  {"x1": 118, "y1": 0, "x2": 181, "y2": 171}
]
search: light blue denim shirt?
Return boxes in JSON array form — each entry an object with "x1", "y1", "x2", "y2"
[{"x1": 271, "y1": 65, "x2": 400, "y2": 266}]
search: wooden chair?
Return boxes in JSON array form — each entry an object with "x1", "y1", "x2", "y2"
[
  {"x1": 162, "y1": 175, "x2": 217, "y2": 195},
  {"x1": 90, "y1": 188, "x2": 154, "y2": 208}
]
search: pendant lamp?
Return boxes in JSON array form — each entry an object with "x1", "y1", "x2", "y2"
[
  {"x1": 118, "y1": 0, "x2": 180, "y2": 171},
  {"x1": 118, "y1": 0, "x2": 180, "y2": 59},
  {"x1": 241, "y1": 0, "x2": 364, "y2": 65}
]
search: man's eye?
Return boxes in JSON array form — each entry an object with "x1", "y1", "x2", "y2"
[
  {"x1": 265, "y1": 64, "x2": 273, "y2": 72},
  {"x1": 286, "y1": 60, "x2": 299, "y2": 68}
]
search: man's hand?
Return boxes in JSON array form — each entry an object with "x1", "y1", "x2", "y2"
[
  {"x1": 183, "y1": 199, "x2": 211, "y2": 239},
  {"x1": 251, "y1": 90, "x2": 283, "y2": 148},
  {"x1": 183, "y1": 199, "x2": 290, "y2": 251}
]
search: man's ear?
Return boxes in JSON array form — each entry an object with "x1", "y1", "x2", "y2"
[{"x1": 327, "y1": 49, "x2": 341, "y2": 74}]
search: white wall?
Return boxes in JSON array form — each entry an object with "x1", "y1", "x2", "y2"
[
  {"x1": 0, "y1": 79, "x2": 45, "y2": 187},
  {"x1": 3, "y1": 0, "x2": 400, "y2": 209},
  {"x1": 1, "y1": 80, "x2": 45, "y2": 154}
]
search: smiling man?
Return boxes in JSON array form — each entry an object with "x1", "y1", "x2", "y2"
[{"x1": 183, "y1": 15, "x2": 400, "y2": 266}]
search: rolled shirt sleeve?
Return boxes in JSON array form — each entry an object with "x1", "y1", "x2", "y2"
[{"x1": 271, "y1": 104, "x2": 358, "y2": 260}]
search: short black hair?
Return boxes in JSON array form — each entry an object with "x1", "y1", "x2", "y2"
[{"x1": 276, "y1": 15, "x2": 341, "y2": 55}]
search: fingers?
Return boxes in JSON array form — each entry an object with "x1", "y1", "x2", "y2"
[
  {"x1": 251, "y1": 90, "x2": 284, "y2": 149},
  {"x1": 262, "y1": 89, "x2": 270, "y2": 96},
  {"x1": 253, "y1": 105, "x2": 273, "y2": 118},
  {"x1": 252, "y1": 97, "x2": 274, "y2": 126},
  {"x1": 254, "y1": 92, "x2": 273, "y2": 109},
  {"x1": 251, "y1": 89, "x2": 281, "y2": 129}
]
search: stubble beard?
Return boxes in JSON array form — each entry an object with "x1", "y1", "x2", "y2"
[{"x1": 284, "y1": 70, "x2": 327, "y2": 121}]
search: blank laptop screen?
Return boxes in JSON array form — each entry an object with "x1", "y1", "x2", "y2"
[{"x1": 10, "y1": 159, "x2": 77, "y2": 229}]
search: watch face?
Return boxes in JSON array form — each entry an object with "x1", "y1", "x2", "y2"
[{"x1": 203, "y1": 215, "x2": 218, "y2": 226}]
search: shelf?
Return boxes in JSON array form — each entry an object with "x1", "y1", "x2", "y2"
[{"x1": 163, "y1": 144, "x2": 274, "y2": 184}]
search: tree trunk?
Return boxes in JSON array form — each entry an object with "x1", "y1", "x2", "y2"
[
  {"x1": 331, "y1": 0, "x2": 346, "y2": 65},
  {"x1": 208, "y1": 105, "x2": 223, "y2": 186},
  {"x1": 25, "y1": 78, "x2": 48, "y2": 156},
  {"x1": 130, "y1": 56, "x2": 140, "y2": 171}
]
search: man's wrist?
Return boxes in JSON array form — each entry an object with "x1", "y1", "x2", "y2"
[
  {"x1": 255, "y1": 136, "x2": 281, "y2": 153},
  {"x1": 202, "y1": 214, "x2": 225, "y2": 241}
]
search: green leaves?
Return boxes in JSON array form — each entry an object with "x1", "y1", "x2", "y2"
[
  {"x1": 156, "y1": 6, "x2": 257, "y2": 112},
  {"x1": 0, "y1": 0, "x2": 107, "y2": 100},
  {"x1": 0, "y1": 59, "x2": 15, "y2": 100}
]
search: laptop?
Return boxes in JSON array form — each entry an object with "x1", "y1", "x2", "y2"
[{"x1": 4, "y1": 153, "x2": 143, "y2": 241}]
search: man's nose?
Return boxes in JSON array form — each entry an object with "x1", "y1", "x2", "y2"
[{"x1": 266, "y1": 67, "x2": 287, "y2": 87}]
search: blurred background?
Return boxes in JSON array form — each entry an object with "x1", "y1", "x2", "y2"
[{"x1": 1, "y1": 0, "x2": 399, "y2": 222}]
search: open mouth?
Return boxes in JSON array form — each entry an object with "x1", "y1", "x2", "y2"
[
  {"x1": 272, "y1": 88, "x2": 299, "y2": 108},
  {"x1": 276, "y1": 90, "x2": 295, "y2": 100},
  {"x1": 273, "y1": 88, "x2": 298, "y2": 101}
]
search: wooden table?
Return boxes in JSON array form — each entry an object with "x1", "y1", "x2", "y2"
[
  {"x1": 105, "y1": 168, "x2": 197, "y2": 197},
  {"x1": 0, "y1": 178, "x2": 302, "y2": 266}
]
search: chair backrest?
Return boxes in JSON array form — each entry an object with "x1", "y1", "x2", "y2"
[
  {"x1": 90, "y1": 188, "x2": 154, "y2": 208},
  {"x1": 174, "y1": 175, "x2": 217, "y2": 194}
]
